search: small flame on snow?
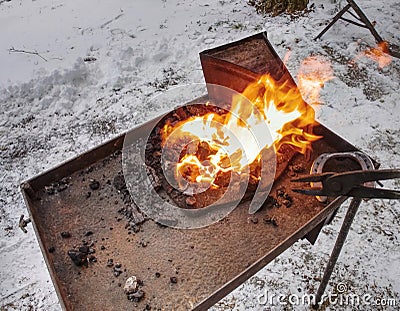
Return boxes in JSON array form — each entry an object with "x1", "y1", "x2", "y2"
[
  {"x1": 297, "y1": 56, "x2": 334, "y2": 104},
  {"x1": 355, "y1": 41, "x2": 392, "y2": 69}
]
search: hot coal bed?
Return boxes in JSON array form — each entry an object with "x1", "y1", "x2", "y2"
[{"x1": 21, "y1": 32, "x2": 377, "y2": 310}]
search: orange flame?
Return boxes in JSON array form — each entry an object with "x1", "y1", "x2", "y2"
[
  {"x1": 162, "y1": 68, "x2": 326, "y2": 188},
  {"x1": 355, "y1": 41, "x2": 392, "y2": 69},
  {"x1": 297, "y1": 56, "x2": 334, "y2": 104}
]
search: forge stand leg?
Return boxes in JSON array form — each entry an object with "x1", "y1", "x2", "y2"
[
  {"x1": 314, "y1": 197, "x2": 362, "y2": 308},
  {"x1": 314, "y1": 4, "x2": 351, "y2": 40},
  {"x1": 348, "y1": 0, "x2": 384, "y2": 43},
  {"x1": 315, "y1": 0, "x2": 384, "y2": 44}
]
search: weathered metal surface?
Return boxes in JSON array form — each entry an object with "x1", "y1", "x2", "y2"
[
  {"x1": 21, "y1": 32, "x2": 379, "y2": 310},
  {"x1": 22, "y1": 119, "x2": 371, "y2": 311},
  {"x1": 200, "y1": 32, "x2": 297, "y2": 103}
]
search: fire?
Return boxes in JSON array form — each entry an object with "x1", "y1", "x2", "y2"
[
  {"x1": 359, "y1": 41, "x2": 392, "y2": 69},
  {"x1": 297, "y1": 56, "x2": 334, "y2": 104},
  {"x1": 161, "y1": 72, "x2": 324, "y2": 189}
]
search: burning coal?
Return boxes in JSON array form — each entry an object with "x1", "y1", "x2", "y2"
[{"x1": 160, "y1": 69, "x2": 326, "y2": 191}]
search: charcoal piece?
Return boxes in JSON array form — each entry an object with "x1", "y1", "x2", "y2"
[
  {"x1": 114, "y1": 270, "x2": 122, "y2": 277},
  {"x1": 88, "y1": 255, "x2": 97, "y2": 263},
  {"x1": 45, "y1": 185, "x2": 55, "y2": 195},
  {"x1": 113, "y1": 174, "x2": 127, "y2": 191},
  {"x1": 61, "y1": 231, "x2": 71, "y2": 239},
  {"x1": 248, "y1": 217, "x2": 258, "y2": 224},
  {"x1": 113, "y1": 264, "x2": 123, "y2": 277},
  {"x1": 140, "y1": 240, "x2": 148, "y2": 248},
  {"x1": 56, "y1": 178, "x2": 70, "y2": 192},
  {"x1": 78, "y1": 246, "x2": 89, "y2": 254},
  {"x1": 170, "y1": 276, "x2": 178, "y2": 284},
  {"x1": 85, "y1": 231, "x2": 94, "y2": 236},
  {"x1": 68, "y1": 249, "x2": 88, "y2": 267},
  {"x1": 118, "y1": 203, "x2": 145, "y2": 226},
  {"x1": 282, "y1": 199, "x2": 292, "y2": 208},
  {"x1": 276, "y1": 187, "x2": 286, "y2": 197},
  {"x1": 89, "y1": 179, "x2": 100, "y2": 190},
  {"x1": 263, "y1": 217, "x2": 278, "y2": 227},
  {"x1": 128, "y1": 290, "x2": 145, "y2": 302},
  {"x1": 106, "y1": 259, "x2": 114, "y2": 267}
]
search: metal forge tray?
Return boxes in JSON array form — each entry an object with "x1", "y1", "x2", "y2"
[
  {"x1": 21, "y1": 32, "x2": 376, "y2": 310},
  {"x1": 22, "y1": 120, "x2": 368, "y2": 311}
]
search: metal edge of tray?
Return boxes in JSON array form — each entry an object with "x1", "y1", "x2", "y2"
[
  {"x1": 20, "y1": 115, "x2": 161, "y2": 310},
  {"x1": 20, "y1": 111, "x2": 378, "y2": 310}
]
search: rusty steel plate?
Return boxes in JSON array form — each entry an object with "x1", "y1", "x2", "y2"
[{"x1": 21, "y1": 116, "x2": 373, "y2": 311}]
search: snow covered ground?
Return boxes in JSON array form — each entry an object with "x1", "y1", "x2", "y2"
[{"x1": 0, "y1": 0, "x2": 399, "y2": 310}]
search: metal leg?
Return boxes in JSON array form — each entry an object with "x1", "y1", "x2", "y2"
[
  {"x1": 315, "y1": 0, "x2": 385, "y2": 44},
  {"x1": 313, "y1": 197, "x2": 363, "y2": 308},
  {"x1": 348, "y1": 0, "x2": 384, "y2": 43},
  {"x1": 315, "y1": 4, "x2": 351, "y2": 40}
]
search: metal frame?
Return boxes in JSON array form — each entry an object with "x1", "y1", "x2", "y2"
[
  {"x1": 20, "y1": 32, "x2": 382, "y2": 310},
  {"x1": 315, "y1": 0, "x2": 400, "y2": 59}
]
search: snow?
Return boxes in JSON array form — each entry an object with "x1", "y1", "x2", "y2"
[{"x1": 0, "y1": 0, "x2": 399, "y2": 310}]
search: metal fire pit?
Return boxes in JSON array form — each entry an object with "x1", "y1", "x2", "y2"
[{"x1": 21, "y1": 32, "x2": 377, "y2": 310}]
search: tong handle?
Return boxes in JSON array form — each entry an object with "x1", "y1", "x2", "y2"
[
  {"x1": 330, "y1": 169, "x2": 400, "y2": 185},
  {"x1": 349, "y1": 186, "x2": 400, "y2": 200}
]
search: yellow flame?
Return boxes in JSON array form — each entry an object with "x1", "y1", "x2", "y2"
[{"x1": 162, "y1": 68, "x2": 326, "y2": 188}]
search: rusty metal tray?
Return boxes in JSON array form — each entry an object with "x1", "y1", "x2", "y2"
[
  {"x1": 21, "y1": 115, "x2": 369, "y2": 311},
  {"x1": 21, "y1": 32, "x2": 377, "y2": 310}
]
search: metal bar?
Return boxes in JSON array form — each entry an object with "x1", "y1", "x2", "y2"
[
  {"x1": 347, "y1": 0, "x2": 384, "y2": 43},
  {"x1": 314, "y1": 197, "x2": 363, "y2": 307},
  {"x1": 347, "y1": 9, "x2": 362, "y2": 21},
  {"x1": 315, "y1": 0, "x2": 385, "y2": 43},
  {"x1": 315, "y1": 4, "x2": 351, "y2": 40},
  {"x1": 339, "y1": 17, "x2": 368, "y2": 28}
]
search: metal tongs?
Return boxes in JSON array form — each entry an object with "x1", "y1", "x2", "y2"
[{"x1": 291, "y1": 169, "x2": 400, "y2": 199}]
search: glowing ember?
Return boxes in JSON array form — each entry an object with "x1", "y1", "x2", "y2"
[
  {"x1": 161, "y1": 71, "x2": 325, "y2": 189},
  {"x1": 297, "y1": 56, "x2": 334, "y2": 104},
  {"x1": 356, "y1": 41, "x2": 392, "y2": 69}
]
